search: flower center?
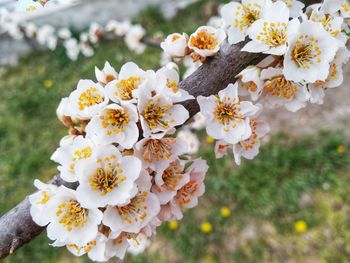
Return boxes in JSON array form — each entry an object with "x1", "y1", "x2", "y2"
[
  {"x1": 100, "y1": 109, "x2": 129, "y2": 135},
  {"x1": 142, "y1": 101, "x2": 171, "y2": 130},
  {"x1": 105, "y1": 74, "x2": 116, "y2": 83},
  {"x1": 176, "y1": 181, "x2": 198, "y2": 206},
  {"x1": 172, "y1": 35, "x2": 180, "y2": 41},
  {"x1": 311, "y1": 15, "x2": 340, "y2": 37},
  {"x1": 142, "y1": 138, "x2": 175, "y2": 163},
  {"x1": 235, "y1": 4, "x2": 260, "y2": 30},
  {"x1": 214, "y1": 99, "x2": 242, "y2": 125},
  {"x1": 161, "y1": 162, "x2": 184, "y2": 191},
  {"x1": 190, "y1": 31, "x2": 218, "y2": 50},
  {"x1": 89, "y1": 156, "x2": 125, "y2": 195},
  {"x1": 264, "y1": 75, "x2": 297, "y2": 99},
  {"x1": 56, "y1": 200, "x2": 88, "y2": 231},
  {"x1": 241, "y1": 81, "x2": 258, "y2": 92},
  {"x1": 116, "y1": 192, "x2": 148, "y2": 224},
  {"x1": 291, "y1": 36, "x2": 321, "y2": 69},
  {"x1": 257, "y1": 22, "x2": 287, "y2": 47},
  {"x1": 116, "y1": 77, "x2": 141, "y2": 100},
  {"x1": 78, "y1": 87, "x2": 104, "y2": 111}
]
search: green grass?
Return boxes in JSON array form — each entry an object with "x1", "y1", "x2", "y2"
[{"x1": 1, "y1": 1, "x2": 350, "y2": 262}]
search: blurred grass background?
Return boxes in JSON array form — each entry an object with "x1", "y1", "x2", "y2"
[{"x1": 1, "y1": 0, "x2": 350, "y2": 262}]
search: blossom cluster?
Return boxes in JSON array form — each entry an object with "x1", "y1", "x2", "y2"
[
  {"x1": 161, "y1": 0, "x2": 350, "y2": 164},
  {"x1": 29, "y1": 61, "x2": 208, "y2": 261},
  {"x1": 0, "y1": 6, "x2": 147, "y2": 60},
  {"x1": 29, "y1": 0, "x2": 350, "y2": 261}
]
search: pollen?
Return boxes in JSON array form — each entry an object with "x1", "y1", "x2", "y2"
[
  {"x1": 176, "y1": 181, "x2": 198, "y2": 206},
  {"x1": 36, "y1": 191, "x2": 51, "y2": 205},
  {"x1": 56, "y1": 200, "x2": 88, "y2": 231},
  {"x1": 241, "y1": 81, "x2": 258, "y2": 92},
  {"x1": 142, "y1": 101, "x2": 171, "y2": 130},
  {"x1": 116, "y1": 192, "x2": 148, "y2": 224},
  {"x1": 100, "y1": 108, "x2": 130, "y2": 134},
  {"x1": 116, "y1": 77, "x2": 141, "y2": 100},
  {"x1": 213, "y1": 99, "x2": 242, "y2": 125},
  {"x1": 234, "y1": 5, "x2": 260, "y2": 31},
  {"x1": 190, "y1": 30, "x2": 218, "y2": 50},
  {"x1": 291, "y1": 35, "x2": 321, "y2": 69},
  {"x1": 167, "y1": 80, "x2": 179, "y2": 93},
  {"x1": 161, "y1": 162, "x2": 185, "y2": 191},
  {"x1": 264, "y1": 75, "x2": 297, "y2": 99},
  {"x1": 89, "y1": 156, "x2": 125, "y2": 195},
  {"x1": 78, "y1": 87, "x2": 104, "y2": 111},
  {"x1": 257, "y1": 22, "x2": 287, "y2": 47},
  {"x1": 142, "y1": 137, "x2": 175, "y2": 163}
]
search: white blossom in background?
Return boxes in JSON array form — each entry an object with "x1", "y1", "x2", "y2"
[
  {"x1": 281, "y1": 0, "x2": 305, "y2": 17},
  {"x1": 161, "y1": 33, "x2": 189, "y2": 57},
  {"x1": 64, "y1": 38, "x2": 80, "y2": 61},
  {"x1": 57, "y1": 27, "x2": 72, "y2": 39},
  {"x1": 177, "y1": 129, "x2": 200, "y2": 154},
  {"x1": 321, "y1": 0, "x2": 350, "y2": 18},
  {"x1": 125, "y1": 25, "x2": 146, "y2": 54}
]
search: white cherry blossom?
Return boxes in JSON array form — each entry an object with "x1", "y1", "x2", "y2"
[
  {"x1": 197, "y1": 82, "x2": 260, "y2": 144},
  {"x1": 75, "y1": 145, "x2": 141, "y2": 208},
  {"x1": 220, "y1": 0, "x2": 272, "y2": 44},
  {"x1": 161, "y1": 33, "x2": 189, "y2": 57},
  {"x1": 85, "y1": 103, "x2": 139, "y2": 149}
]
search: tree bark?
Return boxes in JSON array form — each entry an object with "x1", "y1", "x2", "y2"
[{"x1": 0, "y1": 0, "x2": 318, "y2": 259}]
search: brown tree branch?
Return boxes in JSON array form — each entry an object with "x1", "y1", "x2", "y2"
[{"x1": 0, "y1": 0, "x2": 318, "y2": 259}]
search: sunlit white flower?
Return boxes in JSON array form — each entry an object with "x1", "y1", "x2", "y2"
[
  {"x1": 134, "y1": 135, "x2": 187, "y2": 172},
  {"x1": 86, "y1": 103, "x2": 139, "y2": 148},
  {"x1": 105, "y1": 62, "x2": 146, "y2": 103},
  {"x1": 45, "y1": 186, "x2": 103, "y2": 246},
  {"x1": 237, "y1": 65, "x2": 264, "y2": 101},
  {"x1": 75, "y1": 145, "x2": 141, "y2": 208},
  {"x1": 197, "y1": 83, "x2": 259, "y2": 144},
  {"x1": 105, "y1": 233, "x2": 131, "y2": 260},
  {"x1": 29, "y1": 179, "x2": 58, "y2": 226},
  {"x1": 321, "y1": 0, "x2": 350, "y2": 18},
  {"x1": 17, "y1": 0, "x2": 43, "y2": 12},
  {"x1": 66, "y1": 79, "x2": 108, "y2": 119},
  {"x1": 152, "y1": 159, "x2": 190, "y2": 204},
  {"x1": 283, "y1": 21, "x2": 340, "y2": 83},
  {"x1": 188, "y1": 26, "x2": 226, "y2": 59},
  {"x1": 5, "y1": 22, "x2": 23, "y2": 40},
  {"x1": 125, "y1": 25, "x2": 146, "y2": 54},
  {"x1": 51, "y1": 136, "x2": 96, "y2": 182},
  {"x1": 281, "y1": 0, "x2": 304, "y2": 17},
  {"x1": 160, "y1": 33, "x2": 188, "y2": 57},
  {"x1": 105, "y1": 20, "x2": 131, "y2": 36},
  {"x1": 138, "y1": 88, "x2": 189, "y2": 138},
  {"x1": 261, "y1": 67, "x2": 309, "y2": 111},
  {"x1": 177, "y1": 130, "x2": 200, "y2": 154},
  {"x1": 57, "y1": 27, "x2": 72, "y2": 39},
  {"x1": 242, "y1": 1, "x2": 300, "y2": 55},
  {"x1": 95, "y1": 61, "x2": 118, "y2": 86},
  {"x1": 169, "y1": 158, "x2": 208, "y2": 220},
  {"x1": 127, "y1": 233, "x2": 150, "y2": 255},
  {"x1": 220, "y1": 0, "x2": 272, "y2": 44},
  {"x1": 47, "y1": 35, "x2": 58, "y2": 50}
]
